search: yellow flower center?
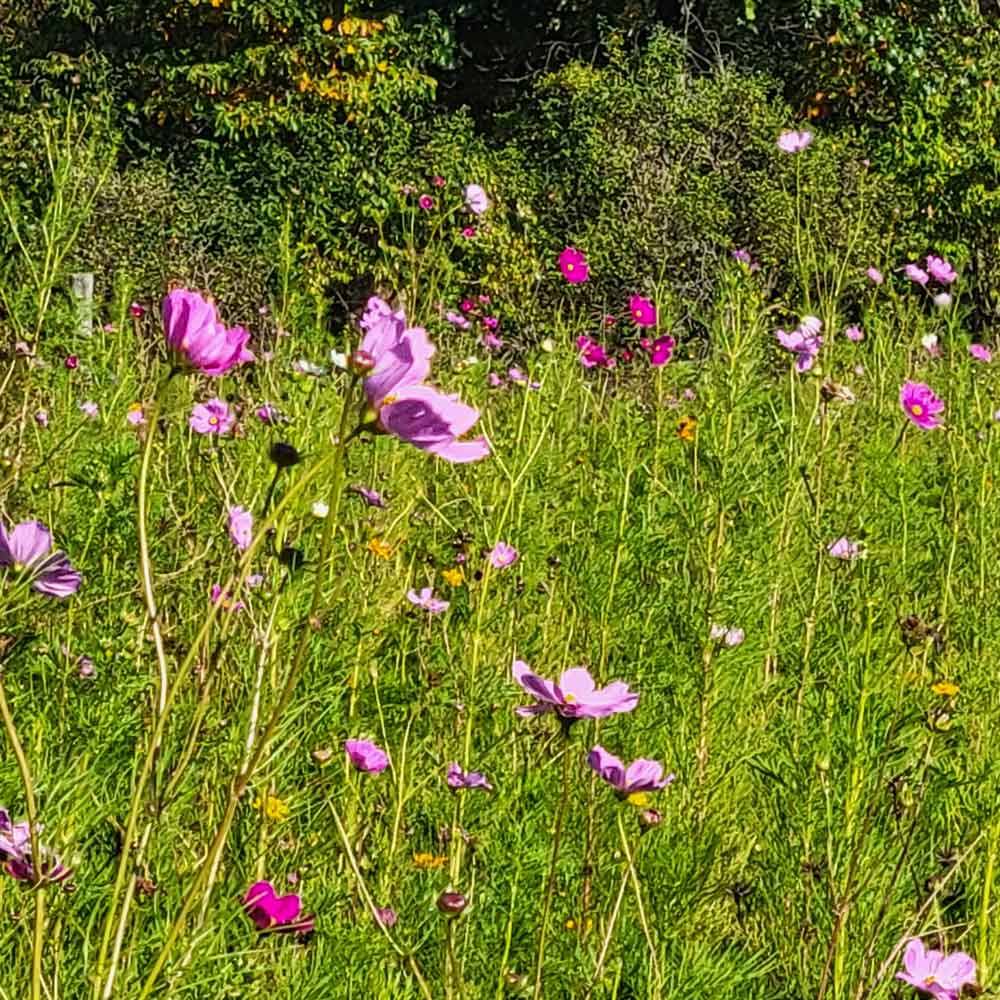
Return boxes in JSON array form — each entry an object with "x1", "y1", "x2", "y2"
[
  {"x1": 627, "y1": 792, "x2": 651, "y2": 808},
  {"x1": 911, "y1": 404, "x2": 923, "y2": 416},
  {"x1": 563, "y1": 693, "x2": 576, "y2": 703},
  {"x1": 923, "y1": 976, "x2": 936, "y2": 986},
  {"x1": 209, "y1": 416, "x2": 218, "y2": 425},
  {"x1": 566, "y1": 263, "x2": 574, "y2": 271}
]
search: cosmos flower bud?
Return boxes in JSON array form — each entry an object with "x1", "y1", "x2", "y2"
[
  {"x1": 638, "y1": 808, "x2": 662, "y2": 831},
  {"x1": 436, "y1": 891, "x2": 468, "y2": 916},
  {"x1": 348, "y1": 349, "x2": 376, "y2": 375},
  {"x1": 269, "y1": 442, "x2": 301, "y2": 468}
]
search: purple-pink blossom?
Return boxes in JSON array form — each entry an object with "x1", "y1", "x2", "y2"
[
  {"x1": 463, "y1": 184, "x2": 489, "y2": 215},
  {"x1": 866, "y1": 266, "x2": 884, "y2": 285},
  {"x1": 489, "y1": 541, "x2": 518, "y2": 569},
  {"x1": 559, "y1": 247, "x2": 589, "y2": 284},
  {"x1": 126, "y1": 404, "x2": 146, "y2": 426},
  {"x1": 587, "y1": 746, "x2": 673, "y2": 798},
  {"x1": 447, "y1": 762, "x2": 493, "y2": 791},
  {"x1": 828, "y1": 537, "x2": 862, "y2": 561},
  {"x1": 345, "y1": 739, "x2": 389, "y2": 773},
  {"x1": 190, "y1": 398, "x2": 235, "y2": 436},
  {"x1": 577, "y1": 335, "x2": 615, "y2": 369},
  {"x1": 512, "y1": 660, "x2": 638, "y2": 720},
  {"x1": 0, "y1": 521, "x2": 81, "y2": 598},
  {"x1": 349, "y1": 485, "x2": 386, "y2": 509},
  {"x1": 0, "y1": 808, "x2": 72, "y2": 886},
  {"x1": 896, "y1": 937, "x2": 976, "y2": 1000},
  {"x1": 629, "y1": 295, "x2": 657, "y2": 327},
  {"x1": 926, "y1": 255, "x2": 957, "y2": 285},
  {"x1": 407, "y1": 586, "x2": 449, "y2": 614},
  {"x1": 228, "y1": 506, "x2": 253, "y2": 551},
  {"x1": 210, "y1": 584, "x2": 244, "y2": 611},
  {"x1": 969, "y1": 343, "x2": 991, "y2": 363},
  {"x1": 900, "y1": 381, "x2": 944, "y2": 430},
  {"x1": 905, "y1": 264, "x2": 929, "y2": 286},
  {"x1": 418, "y1": 194, "x2": 434, "y2": 210},
  {"x1": 481, "y1": 331, "x2": 503, "y2": 350},
  {"x1": 844, "y1": 325, "x2": 864, "y2": 342},
  {"x1": 162, "y1": 288, "x2": 254, "y2": 376},
  {"x1": 445, "y1": 311, "x2": 471, "y2": 330},
  {"x1": 776, "y1": 322, "x2": 822, "y2": 372},
  {"x1": 243, "y1": 881, "x2": 315, "y2": 935},
  {"x1": 777, "y1": 129, "x2": 813, "y2": 153}
]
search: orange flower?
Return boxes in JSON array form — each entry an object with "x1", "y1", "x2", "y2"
[
  {"x1": 367, "y1": 537, "x2": 392, "y2": 559},
  {"x1": 677, "y1": 416, "x2": 697, "y2": 441},
  {"x1": 412, "y1": 852, "x2": 447, "y2": 870},
  {"x1": 442, "y1": 567, "x2": 464, "y2": 587}
]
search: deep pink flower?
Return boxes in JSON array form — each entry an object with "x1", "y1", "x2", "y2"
[
  {"x1": 130, "y1": 302, "x2": 145, "y2": 318},
  {"x1": 190, "y1": 398, "x2": 235, "y2": 435},
  {"x1": 447, "y1": 762, "x2": 493, "y2": 791},
  {"x1": 969, "y1": 343, "x2": 992, "y2": 363},
  {"x1": 463, "y1": 183, "x2": 489, "y2": 215},
  {"x1": 418, "y1": 195, "x2": 434, "y2": 210},
  {"x1": 559, "y1": 247, "x2": 589, "y2": 284},
  {"x1": 64, "y1": 355, "x2": 79, "y2": 370},
  {"x1": 0, "y1": 521, "x2": 81, "y2": 597},
  {"x1": 587, "y1": 746, "x2": 673, "y2": 798},
  {"x1": 844, "y1": 325, "x2": 864, "y2": 342},
  {"x1": 926, "y1": 255, "x2": 957, "y2": 285},
  {"x1": 905, "y1": 264, "x2": 929, "y2": 286},
  {"x1": 406, "y1": 586, "x2": 450, "y2": 613},
  {"x1": 256, "y1": 403, "x2": 278, "y2": 423},
  {"x1": 900, "y1": 381, "x2": 944, "y2": 430},
  {"x1": 828, "y1": 537, "x2": 862, "y2": 561},
  {"x1": 0, "y1": 808, "x2": 72, "y2": 886},
  {"x1": 432, "y1": 175, "x2": 446, "y2": 188},
  {"x1": 345, "y1": 739, "x2": 389, "y2": 773},
  {"x1": 210, "y1": 584, "x2": 244, "y2": 611},
  {"x1": 163, "y1": 288, "x2": 254, "y2": 376},
  {"x1": 243, "y1": 881, "x2": 315, "y2": 935},
  {"x1": 777, "y1": 129, "x2": 813, "y2": 153},
  {"x1": 512, "y1": 660, "x2": 638, "y2": 720},
  {"x1": 461, "y1": 226, "x2": 476, "y2": 238},
  {"x1": 460, "y1": 299, "x2": 474, "y2": 313},
  {"x1": 866, "y1": 266, "x2": 884, "y2": 284},
  {"x1": 349, "y1": 485, "x2": 386, "y2": 509},
  {"x1": 629, "y1": 295, "x2": 657, "y2": 327},
  {"x1": 577, "y1": 335, "x2": 615, "y2": 369},
  {"x1": 649, "y1": 335, "x2": 675, "y2": 366},
  {"x1": 896, "y1": 937, "x2": 976, "y2": 1000},
  {"x1": 482, "y1": 316, "x2": 499, "y2": 330},
  {"x1": 489, "y1": 541, "x2": 518, "y2": 569},
  {"x1": 228, "y1": 506, "x2": 253, "y2": 551}
]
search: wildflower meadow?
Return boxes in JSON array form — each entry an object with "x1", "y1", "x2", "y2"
[{"x1": 3, "y1": 6, "x2": 1000, "y2": 1000}]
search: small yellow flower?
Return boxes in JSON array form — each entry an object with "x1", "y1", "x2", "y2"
[
  {"x1": 376, "y1": 60, "x2": 388, "y2": 72},
  {"x1": 367, "y1": 537, "x2": 392, "y2": 559},
  {"x1": 253, "y1": 795, "x2": 289, "y2": 823},
  {"x1": 442, "y1": 567, "x2": 464, "y2": 587},
  {"x1": 339, "y1": 16, "x2": 356, "y2": 35},
  {"x1": 626, "y1": 791, "x2": 651, "y2": 809},
  {"x1": 321, "y1": 16, "x2": 334, "y2": 31},
  {"x1": 413, "y1": 852, "x2": 447, "y2": 870},
  {"x1": 345, "y1": 43, "x2": 357, "y2": 55},
  {"x1": 932, "y1": 680, "x2": 959, "y2": 697},
  {"x1": 677, "y1": 416, "x2": 697, "y2": 442},
  {"x1": 564, "y1": 918, "x2": 577, "y2": 930}
]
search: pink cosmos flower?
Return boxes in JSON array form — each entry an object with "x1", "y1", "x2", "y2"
[
  {"x1": 828, "y1": 537, "x2": 862, "y2": 561},
  {"x1": 512, "y1": 660, "x2": 638, "y2": 719},
  {"x1": 587, "y1": 746, "x2": 673, "y2": 798},
  {"x1": 922, "y1": 334, "x2": 942, "y2": 358},
  {"x1": 460, "y1": 299, "x2": 474, "y2": 313},
  {"x1": 432, "y1": 175, "x2": 446, "y2": 188},
  {"x1": 126, "y1": 404, "x2": 146, "y2": 426},
  {"x1": 375, "y1": 906, "x2": 397, "y2": 928},
  {"x1": 190, "y1": 398, "x2": 235, "y2": 435},
  {"x1": 65, "y1": 354, "x2": 79, "y2": 370},
  {"x1": 489, "y1": 541, "x2": 518, "y2": 569},
  {"x1": 243, "y1": 881, "x2": 315, "y2": 935},
  {"x1": 896, "y1": 937, "x2": 976, "y2": 1000},
  {"x1": 349, "y1": 485, "x2": 386, "y2": 509},
  {"x1": 776, "y1": 326, "x2": 822, "y2": 372},
  {"x1": 130, "y1": 302, "x2": 145, "y2": 318},
  {"x1": 777, "y1": 129, "x2": 814, "y2": 153},
  {"x1": 345, "y1": 739, "x2": 389, "y2": 773},
  {"x1": 210, "y1": 584, "x2": 244, "y2": 611},
  {"x1": 934, "y1": 292, "x2": 953, "y2": 310},
  {"x1": 559, "y1": 247, "x2": 589, "y2": 284},
  {"x1": 228, "y1": 506, "x2": 253, "y2": 551},
  {"x1": 0, "y1": 521, "x2": 81, "y2": 597},
  {"x1": 0, "y1": 808, "x2": 72, "y2": 886},
  {"x1": 407, "y1": 586, "x2": 449, "y2": 613},
  {"x1": 256, "y1": 403, "x2": 278, "y2": 423},
  {"x1": 508, "y1": 368, "x2": 540, "y2": 390},
  {"x1": 162, "y1": 288, "x2": 254, "y2": 376},
  {"x1": 80, "y1": 401, "x2": 99, "y2": 419},
  {"x1": 732, "y1": 249, "x2": 752, "y2": 265},
  {"x1": 577, "y1": 335, "x2": 615, "y2": 369},
  {"x1": 360, "y1": 297, "x2": 488, "y2": 463},
  {"x1": 462, "y1": 227, "x2": 476, "y2": 238},
  {"x1": 463, "y1": 183, "x2": 489, "y2": 215},
  {"x1": 926, "y1": 255, "x2": 957, "y2": 285},
  {"x1": 445, "y1": 310, "x2": 471, "y2": 330},
  {"x1": 629, "y1": 295, "x2": 657, "y2": 327},
  {"x1": 481, "y1": 332, "x2": 503, "y2": 350},
  {"x1": 905, "y1": 264, "x2": 929, "y2": 286},
  {"x1": 34, "y1": 410, "x2": 48, "y2": 428},
  {"x1": 418, "y1": 195, "x2": 434, "y2": 210},
  {"x1": 649, "y1": 335, "x2": 675, "y2": 366},
  {"x1": 969, "y1": 344, "x2": 992, "y2": 363},
  {"x1": 447, "y1": 762, "x2": 493, "y2": 791},
  {"x1": 710, "y1": 624, "x2": 745, "y2": 647},
  {"x1": 866, "y1": 266, "x2": 884, "y2": 285},
  {"x1": 900, "y1": 381, "x2": 944, "y2": 430},
  {"x1": 844, "y1": 325, "x2": 864, "y2": 342},
  {"x1": 482, "y1": 316, "x2": 499, "y2": 330},
  {"x1": 488, "y1": 372, "x2": 504, "y2": 387}
]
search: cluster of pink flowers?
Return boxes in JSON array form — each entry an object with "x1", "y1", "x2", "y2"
[{"x1": 444, "y1": 295, "x2": 501, "y2": 350}]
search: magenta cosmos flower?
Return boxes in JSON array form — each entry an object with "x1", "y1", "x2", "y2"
[
  {"x1": 512, "y1": 660, "x2": 638, "y2": 719},
  {"x1": 228, "y1": 506, "x2": 253, "y2": 551},
  {"x1": 407, "y1": 586, "x2": 449, "y2": 613},
  {"x1": 776, "y1": 326, "x2": 822, "y2": 373},
  {"x1": 0, "y1": 521, "x2": 81, "y2": 597},
  {"x1": 190, "y1": 398, "x2": 235, "y2": 435},
  {"x1": 243, "y1": 881, "x2": 315, "y2": 935},
  {"x1": 844, "y1": 325, "x2": 863, "y2": 342},
  {"x1": 577, "y1": 335, "x2": 615, "y2": 369},
  {"x1": 447, "y1": 763, "x2": 493, "y2": 791},
  {"x1": 418, "y1": 194, "x2": 434, "y2": 210},
  {"x1": 648, "y1": 335, "x2": 675, "y2": 366},
  {"x1": 0, "y1": 808, "x2": 72, "y2": 886},
  {"x1": 162, "y1": 288, "x2": 254, "y2": 376},
  {"x1": 629, "y1": 295, "x2": 657, "y2": 327},
  {"x1": 777, "y1": 129, "x2": 813, "y2": 153},
  {"x1": 900, "y1": 381, "x2": 944, "y2": 430},
  {"x1": 489, "y1": 541, "x2": 518, "y2": 569},
  {"x1": 969, "y1": 343, "x2": 991, "y2": 363},
  {"x1": 559, "y1": 247, "x2": 589, "y2": 284},
  {"x1": 360, "y1": 297, "x2": 489, "y2": 463},
  {"x1": 587, "y1": 746, "x2": 673, "y2": 798},
  {"x1": 896, "y1": 937, "x2": 976, "y2": 1000},
  {"x1": 926, "y1": 255, "x2": 957, "y2": 285},
  {"x1": 345, "y1": 739, "x2": 389, "y2": 773}
]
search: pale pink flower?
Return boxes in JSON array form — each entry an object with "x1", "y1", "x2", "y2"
[
  {"x1": 587, "y1": 746, "x2": 673, "y2": 797},
  {"x1": 777, "y1": 129, "x2": 813, "y2": 153},
  {"x1": 896, "y1": 937, "x2": 976, "y2": 1000},
  {"x1": 162, "y1": 288, "x2": 254, "y2": 376},
  {"x1": 463, "y1": 184, "x2": 489, "y2": 215},
  {"x1": 407, "y1": 586, "x2": 449, "y2": 614},
  {"x1": 926, "y1": 255, "x2": 957, "y2": 285},
  {"x1": 190, "y1": 398, "x2": 235, "y2": 435},
  {"x1": 512, "y1": 660, "x2": 638, "y2": 719},
  {"x1": 228, "y1": 506, "x2": 253, "y2": 551},
  {"x1": 866, "y1": 266, "x2": 884, "y2": 284},
  {"x1": 489, "y1": 541, "x2": 518, "y2": 569},
  {"x1": 969, "y1": 344, "x2": 992, "y2": 363},
  {"x1": 828, "y1": 537, "x2": 862, "y2": 561},
  {"x1": 905, "y1": 264, "x2": 929, "y2": 286}
]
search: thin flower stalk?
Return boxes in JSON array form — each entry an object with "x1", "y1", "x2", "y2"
[{"x1": 616, "y1": 809, "x2": 661, "y2": 993}]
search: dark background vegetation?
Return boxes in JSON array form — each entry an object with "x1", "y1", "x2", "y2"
[{"x1": 2, "y1": 0, "x2": 999, "y2": 334}]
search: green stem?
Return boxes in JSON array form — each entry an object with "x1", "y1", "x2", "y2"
[
  {"x1": 533, "y1": 728, "x2": 573, "y2": 1000},
  {"x1": 616, "y1": 810, "x2": 661, "y2": 993},
  {"x1": 0, "y1": 670, "x2": 45, "y2": 1000},
  {"x1": 136, "y1": 380, "x2": 359, "y2": 999}
]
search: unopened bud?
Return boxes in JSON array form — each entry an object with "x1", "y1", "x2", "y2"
[
  {"x1": 638, "y1": 808, "x2": 662, "y2": 831},
  {"x1": 348, "y1": 349, "x2": 376, "y2": 375},
  {"x1": 436, "y1": 891, "x2": 467, "y2": 916},
  {"x1": 269, "y1": 442, "x2": 301, "y2": 468}
]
